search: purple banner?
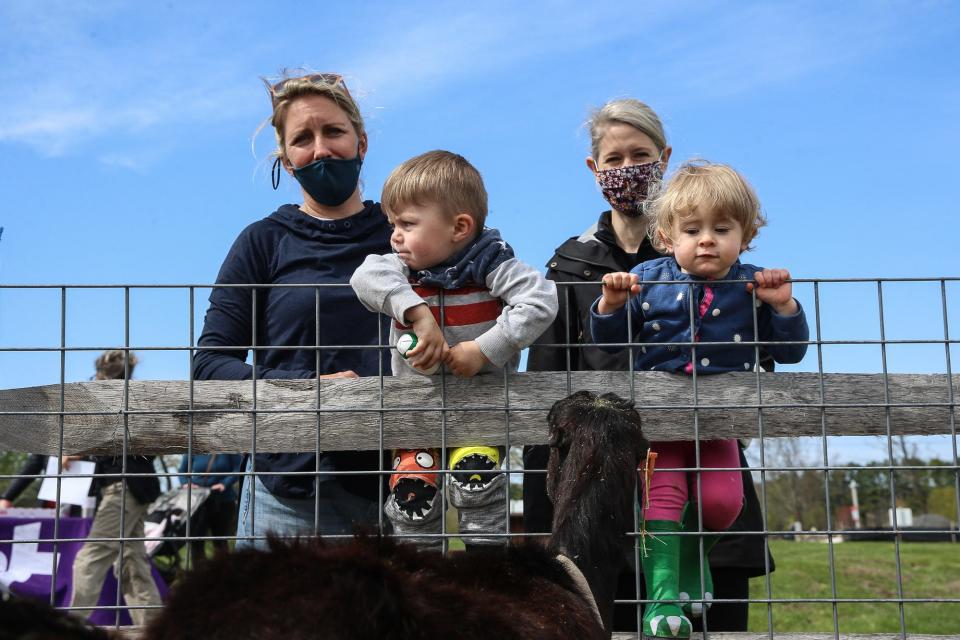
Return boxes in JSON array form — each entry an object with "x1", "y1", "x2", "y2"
[{"x1": 0, "y1": 511, "x2": 167, "y2": 625}]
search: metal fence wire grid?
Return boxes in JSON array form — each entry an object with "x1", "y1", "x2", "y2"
[{"x1": 0, "y1": 278, "x2": 958, "y2": 638}]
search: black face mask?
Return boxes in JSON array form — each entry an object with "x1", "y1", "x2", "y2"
[{"x1": 273, "y1": 146, "x2": 363, "y2": 207}]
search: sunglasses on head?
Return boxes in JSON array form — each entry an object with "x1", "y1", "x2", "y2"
[{"x1": 269, "y1": 73, "x2": 349, "y2": 106}]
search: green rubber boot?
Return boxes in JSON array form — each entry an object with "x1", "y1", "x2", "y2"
[
  {"x1": 642, "y1": 520, "x2": 692, "y2": 638},
  {"x1": 678, "y1": 502, "x2": 719, "y2": 618}
]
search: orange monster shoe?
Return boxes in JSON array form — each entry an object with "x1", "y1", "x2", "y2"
[{"x1": 389, "y1": 449, "x2": 441, "y2": 520}]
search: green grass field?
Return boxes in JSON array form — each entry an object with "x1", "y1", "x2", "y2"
[{"x1": 748, "y1": 540, "x2": 960, "y2": 634}]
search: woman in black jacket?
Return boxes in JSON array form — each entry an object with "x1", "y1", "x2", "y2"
[{"x1": 524, "y1": 98, "x2": 772, "y2": 632}]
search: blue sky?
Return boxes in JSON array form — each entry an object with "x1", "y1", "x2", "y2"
[{"x1": 1, "y1": 1, "x2": 958, "y2": 463}]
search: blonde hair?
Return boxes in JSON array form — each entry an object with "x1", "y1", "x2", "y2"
[
  {"x1": 587, "y1": 98, "x2": 668, "y2": 160},
  {"x1": 94, "y1": 350, "x2": 138, "y2": 380},
  {"x1": 262, "y1": 71, "x2": 365, "y2": 162},
  {"x1": 381, "y1": 150, "x2": 488, "y2": 229},
  {"x1": 647, "y1": 160, "x2": 767, "y2": 253}
]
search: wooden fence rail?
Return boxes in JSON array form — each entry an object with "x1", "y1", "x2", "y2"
[{"x1": 0, "y1": 372, "x2": 957, "y2": 456}]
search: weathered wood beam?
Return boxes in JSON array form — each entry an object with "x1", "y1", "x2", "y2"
[{"x1": 0, "y1": 372, "x2": 956, "y2": 456}]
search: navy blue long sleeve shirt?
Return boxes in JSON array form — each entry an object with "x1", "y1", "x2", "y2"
[{"x1": 194, "y1": 202, "x2": 392, "y2": 499}]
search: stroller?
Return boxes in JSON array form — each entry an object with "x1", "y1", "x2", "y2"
[{"x1": 144, "y1": 485, "x2": 210, "y2": 583}]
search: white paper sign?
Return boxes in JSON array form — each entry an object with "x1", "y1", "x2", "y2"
[
  {"x1": 0, "y1": 521, "x2": 59, "y2": 588},
  {"x1": 37, "y1": 458, "x2": 95, "y2": 506}
]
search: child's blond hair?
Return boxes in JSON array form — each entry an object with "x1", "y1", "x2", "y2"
[
  {"x1": 647, "y1": 160, "x2": 766, "y2": 253},
  {"x1": 381, "y1": 150, "x2": 488, "y2": 230}
]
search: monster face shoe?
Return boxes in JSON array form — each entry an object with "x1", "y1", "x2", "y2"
[
  {"x1": 449, "y1": 446, "x2": 501, "y2": 488},
  {"x1": 447, "y1": 446, "x2": 507, "y2": 548},
  {"x1": 389, "y1": 449, "x2": 441, "y2": 520},
  {"x1": 384, "y1": 449, "x2": 444, "y2": 548}
]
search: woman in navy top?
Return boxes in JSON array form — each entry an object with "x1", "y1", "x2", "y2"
[{"x1": 194, "y1": 72, "x2": 391, "y2": 548}]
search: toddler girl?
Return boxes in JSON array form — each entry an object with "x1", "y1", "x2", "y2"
[{"x1": 591, "y1": 160, "x2": 808, "y2": 638}]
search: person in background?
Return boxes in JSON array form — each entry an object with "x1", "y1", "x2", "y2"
[
  {"x1": 193, "y1": 71, "x2": 392, "y2": 548},
  {"x1": 0, "y1": 455, "x2": 84, "y2": 516},
  {"x1": 524, "y1": 99, "x2": 776, "y2": 633},
  {"x1": 177, "y1": 453, "x2": 243, "y2": 560},
  {"x1": 0, "y1": 454, "x2": 48, "y2": 510},
  {"x1": 68, "y1": 350, "x2": 162, "y2": 627}
]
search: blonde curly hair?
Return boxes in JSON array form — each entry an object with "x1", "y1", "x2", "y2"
[{"x1": 647, "y1": 160, "x2": 767, "y2": 253}]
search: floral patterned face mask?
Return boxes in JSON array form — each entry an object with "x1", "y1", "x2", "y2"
[{"x1": 596, "y1": 159, "x2": 664, "y2": 217}]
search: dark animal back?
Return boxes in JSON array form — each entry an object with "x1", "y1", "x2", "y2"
[{"x1": 145, "y1": 536, "x2": 604, "y2": 640}]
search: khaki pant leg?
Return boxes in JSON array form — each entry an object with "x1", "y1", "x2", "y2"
[
  {"x1": 70, "y1": 483, "x2": 125, "y2": 618},
  {"x1": 114, "y1": 489, "x2": 161, "y2": 626}
]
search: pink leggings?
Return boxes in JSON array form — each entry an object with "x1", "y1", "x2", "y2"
[{"x1": 643, "y1": 439, "x2": 743, "y2": 529}]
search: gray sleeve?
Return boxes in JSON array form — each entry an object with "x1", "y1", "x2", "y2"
[
  {"x1": 476, "y1": 258, "x2": 559, "y2": 367},
  {"x1": 349, "y1": 253, "x2": 424, "y2": 322}
]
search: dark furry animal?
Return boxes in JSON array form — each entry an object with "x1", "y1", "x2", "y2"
[
  {"x1": 0, "y1": 596, "x2": 115, "y2": 640},
  {"x1": 145, "y1": 391, "x2": 647, "y2": 640}
]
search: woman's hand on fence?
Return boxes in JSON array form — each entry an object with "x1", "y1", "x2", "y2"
[
  {"x1": 746, "y1": 268, "x2": 799, "y2": 316},
  {"x1": 318, "y1": 370, "x2": 359, "y2": 380},
  {"x1": 443, "y1": 341, "x2": 489, "y2": 377},
  {"x1": 599, "y1": 272, "x2": 640, "y2": 314}
]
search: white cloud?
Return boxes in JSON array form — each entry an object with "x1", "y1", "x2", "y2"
[
  {"x1": 0, "y1": 2, "x2": 262, "y2": 159},
  {"x1": 98, "y1": 149, "x2": 158, "y2": 171},
  {"x1": 0, "y1": 0, "x2": 688, "y2": 159},
  {"x1": 345, "y1": 1, "x2": 954, "y2": 108},
  {"x1": 0, "y1": 0, "x2": 953, "y2": 161},
  {"x1": 605, "y1": 2, "x2": 942, "y2": 103},
  {"x1": 0, "y1": 109, "x2": 97, "y2": 141},
  {"x1": 342, "y1": 2, "x2": 687, "y2": 102}
]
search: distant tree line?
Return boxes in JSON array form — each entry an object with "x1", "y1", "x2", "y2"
[{"x1": 754, "y1": 439, "x2": 958, "y2": 532}]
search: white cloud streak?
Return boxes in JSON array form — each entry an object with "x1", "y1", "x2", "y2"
[
  {"x1": 345, "y1": 1, "x2": 955, "y2": 106},
  {"x1": 0, "y1": 2, "x2": 263, "y2": 158},
  {"x1": 342, "y1": 2, "x2": 686, "y2": 102},
  {"x1": 0, "y1": 1, "x2": 953, "y2": 162}
]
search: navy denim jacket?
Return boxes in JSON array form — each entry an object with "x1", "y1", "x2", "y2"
[{"x1": 590, "y1": 256, "x2": 808, "y2": 373}]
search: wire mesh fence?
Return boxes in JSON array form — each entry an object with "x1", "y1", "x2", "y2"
[{"x1": 0, "y1": 278, "x2": 958, "y2": 637}]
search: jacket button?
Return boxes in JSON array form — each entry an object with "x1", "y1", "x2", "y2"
[
  {"x1": 584, "y1": 270, "x2": 592, "y2": 277},
  {"x1": 550, "y1": 261, "x2": 558, "y2": 268}
]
